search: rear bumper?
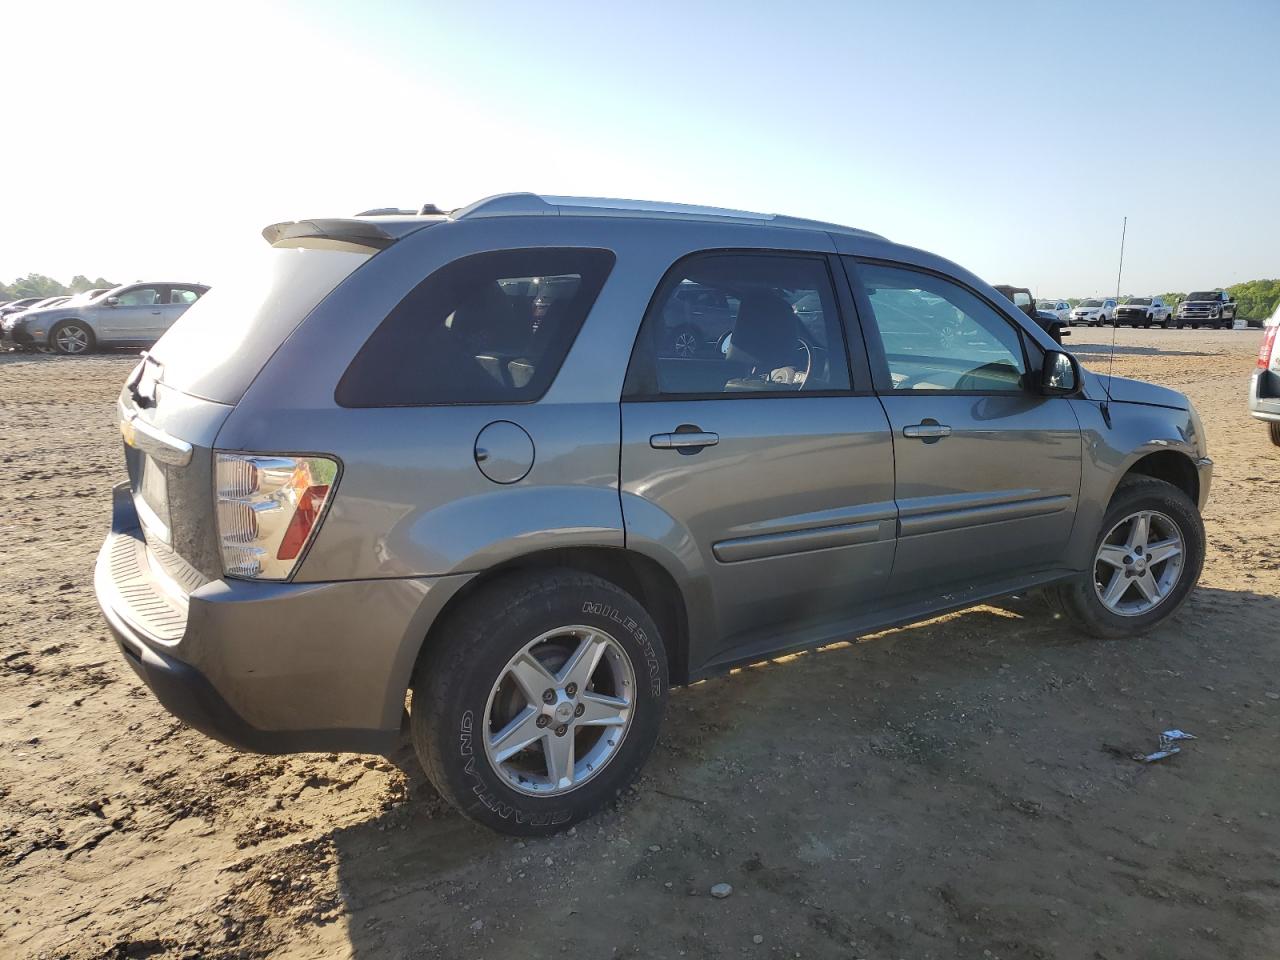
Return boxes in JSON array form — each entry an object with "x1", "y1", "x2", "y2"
[
  {"x1": 94, "y1": 482, "x2": 472, "y2": 754},
  {"x1": 1249, "y1": 369, "x2": 1280, "y2": 423}
]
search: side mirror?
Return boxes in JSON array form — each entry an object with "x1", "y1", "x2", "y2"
[
  {"x1": 106, "y1": 296, "x2": 120, "y2": 307},
  {"x1": 1040, "y1": 349, "x2": 1079, "y2": 395}
]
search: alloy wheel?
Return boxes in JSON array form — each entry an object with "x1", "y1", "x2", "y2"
[
  {"x1": 1093, "y1": 510, "x2": 1185, "y2": 616},
  {"x1": 672, "y1": 331, "x2": 699, "y2": 358},
  {"x1": 54, "y1": 324, "x2": 90, "y2": 354},
  {"x1": 483, "y1": 626, "x2": 636, "y2": 796}
]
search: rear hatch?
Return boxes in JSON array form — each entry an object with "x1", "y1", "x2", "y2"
[{"x1": 119, "y1": 216, "x2": 438, "y2": 588}]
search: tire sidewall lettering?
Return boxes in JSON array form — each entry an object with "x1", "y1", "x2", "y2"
[{"x1": 581, "y1": 600, "x2": 663, "y2": 697}]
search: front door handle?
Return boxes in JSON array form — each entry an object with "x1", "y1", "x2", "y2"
[
  {"x1": 902, "y1": 420, "x2": 952, "y2": 442},
  {"x1": 650, "y1": 430, "x2": 719, "y2": 450}
]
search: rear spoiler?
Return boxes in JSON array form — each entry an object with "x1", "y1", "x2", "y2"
[{"x1": 261, "y1": 217, "x2": 439, "y2": 250}]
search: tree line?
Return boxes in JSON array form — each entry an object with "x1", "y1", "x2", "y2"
[{"x1": 1, "y1": 273, "x2": 119, "y2": 301}]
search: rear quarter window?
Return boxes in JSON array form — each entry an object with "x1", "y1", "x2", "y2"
[{"x1": 336, "y1": 248, "x2": 615, "y2": 407}]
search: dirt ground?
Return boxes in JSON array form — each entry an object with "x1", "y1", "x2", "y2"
[{"x1": 1, "y1": 328, "x2": 1277, "y2": 960}]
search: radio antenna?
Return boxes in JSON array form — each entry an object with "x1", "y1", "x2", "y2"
[{"x1": 1107, "y1": 216, "x2": 1127, "y2": 399}]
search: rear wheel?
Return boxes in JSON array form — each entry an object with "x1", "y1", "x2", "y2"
[
  {"x1": 51, "y1": 320, "x2": 94, "y2": 355},
  {"x1": 1269, "y1": 422, "x2": 1280, "y2": 447},
  {"x1": 1049, "y1": 476, "x2": 1203, "y2": 639},
  {"x1": 411, "y1": 569, "x2": 668, "y2": 835}
]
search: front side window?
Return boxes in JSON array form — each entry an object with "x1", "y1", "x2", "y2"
[
  {"x1": 624, "y1": 253, "x2": 851, "y2": 396},
  {"x1": 338, "y1": 248, "x2": 614, "y2": 406},
  {"x1": 855, "y1": 262, "x2": 1029, "y2": 392},
  {"x1": 117, "y1": 287, "x2": 161, "y2": 306}
]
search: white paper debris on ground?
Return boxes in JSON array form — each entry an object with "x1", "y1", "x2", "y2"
[{"x1": 1135, "y1": 729, "x2": 1197, "y2": 763}]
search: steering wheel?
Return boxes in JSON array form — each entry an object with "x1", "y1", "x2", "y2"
[{"x1": 793, "y1": 338, "x2": 814, "y2": 390}]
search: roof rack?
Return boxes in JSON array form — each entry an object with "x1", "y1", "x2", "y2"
[{"x1": 449, "y1": 193, "x2": 884, "y2": 240}]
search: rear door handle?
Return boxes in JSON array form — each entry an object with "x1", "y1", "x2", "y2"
[
  {"x1": 902, "y1": 421, "x2": 952, "y2": 441},
  {"x1": 650, "y1": 431, "x2": 719, "y2": 450}
]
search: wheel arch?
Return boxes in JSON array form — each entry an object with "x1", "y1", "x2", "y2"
[
  {"x1": 409, "y1": 545, "x2": 694, "y2": 696},
  {"x1": 1117, "y1": 449, "x2": 1200, "y2": 506}
]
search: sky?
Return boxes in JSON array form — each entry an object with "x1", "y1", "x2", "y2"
[{"x1": 4, "y1": 0, "x2": 1277, "y2": 297}]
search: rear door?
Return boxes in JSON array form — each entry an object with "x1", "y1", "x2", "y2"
[
  {"x1": 845, "y1": 258, "x2": 1082, "y2": 597},
  {"x1": 620, "y1": 251, "x2": 896, "y2": 669}
]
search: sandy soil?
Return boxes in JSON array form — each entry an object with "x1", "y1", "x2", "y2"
[{"x1": 2, "y1": 328, "x2": 1278, "y2": 960}]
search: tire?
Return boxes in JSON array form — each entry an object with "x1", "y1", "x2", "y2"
[
  {"x1": 1049, "y1": 476, "x2": 1204, "y2": 639},
  {"x1": 50, "y1": 320, "x2": 95, "y2": 355},
  {"x1": 1269, "y1": 422, "x2": 1280, "y2": 447},
  {"x1": 410, "y1": 568, "x2": 669, "y2": 835}
]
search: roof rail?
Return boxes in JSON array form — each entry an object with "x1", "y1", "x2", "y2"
[{"x1": 450, "y1": 193, "x2": 884, "y2": 239}]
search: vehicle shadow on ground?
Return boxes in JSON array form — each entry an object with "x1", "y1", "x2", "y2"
[
  {"x1": 1068, "y1": 343, "x2": 1215, "y2": 358},
  {"x1": 326, "y1": 585, "x2": 1280, "y2": 959}
]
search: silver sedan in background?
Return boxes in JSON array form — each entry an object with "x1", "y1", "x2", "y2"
[{"x1": 2, "y1": 282, "x2": 209, "y2": 354}]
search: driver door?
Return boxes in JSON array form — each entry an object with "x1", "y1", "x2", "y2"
[
  {"x1": 846, "y1": 259, "x2": 1082, "y2": 596},
  {"x1": 101, "y1": 285, "x2": 163, "y2": 341}
]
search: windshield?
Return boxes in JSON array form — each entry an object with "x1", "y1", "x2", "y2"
[
  {"x1": 1079, "y1": 299, "x2": 1103, "y2": 307},
  {"x1": 1125, "y1": 298, "x2": 1151, "y2": 305},
  {"x1": 1036, "y1": 301, "x2": 1059, "y2": 310},
  {"x1": 1187, "y1": 291, "x2": 1218, "y2": 301}
]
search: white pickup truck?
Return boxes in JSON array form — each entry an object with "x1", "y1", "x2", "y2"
[{"x1": 1114, "y1": 297, "x2": 1173, "y2": 328}]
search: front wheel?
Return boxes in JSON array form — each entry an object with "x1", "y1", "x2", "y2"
[
  {"x1": 51, "y1": 320, "x2": 95, "y2": 355},
  {"x1": 666, "y1": 324, "x2": 701, "y2": 358},
  {"x1": 411, "y1": 569, "x2": 668, "y2": 835},
  {"x1": 1049, "y1": 476, "x2": 1204, "y2": 639},
  {"x1": 1269, "y1": 422, "x2": 1280, "y2": 447}
]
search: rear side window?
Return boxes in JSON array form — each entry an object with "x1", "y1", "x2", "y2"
[{"x1": 337, "y1": 248, "x2": 614, "y2": 407}]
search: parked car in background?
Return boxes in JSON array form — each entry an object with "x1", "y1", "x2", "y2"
[
  {"x1": 1176, "y1": 290, "x2": 1236, "y2": 329},
  {"x1": 1036, "y1": 299, "x2": 1071, "y2": 325},
  {"x1": 1114, "y1": 297, "x2": 1172, "y2": 328},
  {"x1": 660, "y1": 280, "x2": 735, "y2": 356},
  {"x1": 13, "y1": 295, "x2": 70, "y2": 316},
  {"x1": 1249, "y1": 305, "x2": 1280, "y2": 446},
  {"x1": 994, "y1": 285, "x2": 1065, "y2": 344},
  {"x1": 0, "y1": 297, "x2": 46, "y2": 319},
  {"x1": 3, "y1": 282, "x2": 209, "y2": 354},
  {"x1": 96, "y1": 192, "x2": 1210, "y2": 836},
  {"x1": 1071, "y1": 298, "x2": 1117, "y2": 326}
]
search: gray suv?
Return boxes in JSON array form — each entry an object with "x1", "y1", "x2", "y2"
[
  {"x1": 6, "y1": 281, "x2": 208, "y2": 353},
  {"x1": 94, "y1": 194, "x2": 1212, "y2": 834}
]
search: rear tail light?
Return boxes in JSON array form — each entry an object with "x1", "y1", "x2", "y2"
[
  {"x1": 1259, "y1": 325, "x2": 1279, "y2": 371},
  {"x1": 214, "y1": 453, "x2": 339, "y2": 580}
]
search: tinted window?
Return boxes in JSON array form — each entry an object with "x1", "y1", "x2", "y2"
[
  {"x1": 624, "y1": 253, "x2": 851, "y2": 396},
  {"x1": 338, "y1": 248, "x2": 614, "y2": 406},
  {"x1": 856, "y1": 263, "x2": 1029, "y2": 392},
  {"x1": 117, "y1": 287, "x2": 161, "y2": 306}
]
